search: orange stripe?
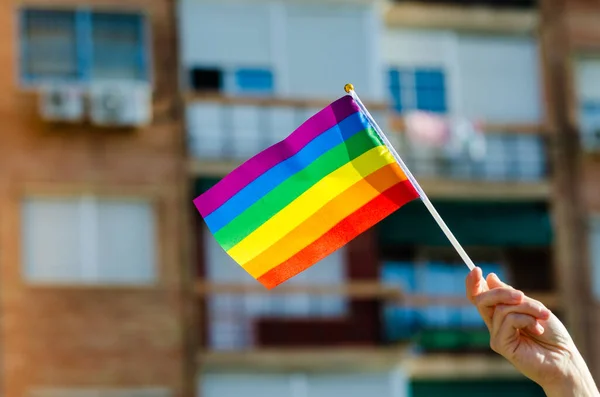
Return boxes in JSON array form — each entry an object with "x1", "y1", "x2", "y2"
[
  {"x1": 257, "y1": 179, "x2": 419, "y2": 289},
  {"x1": 244, "y1": 163, "x2": 407, "y2": 278}
]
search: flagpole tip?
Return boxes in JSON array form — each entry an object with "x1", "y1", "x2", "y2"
[{"x1": 344, "y1": 83, "x2": 354, "y2": 93}]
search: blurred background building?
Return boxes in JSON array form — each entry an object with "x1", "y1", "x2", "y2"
[{"x1": 0, "y1": 0, "x2": 597, "y2": 396}]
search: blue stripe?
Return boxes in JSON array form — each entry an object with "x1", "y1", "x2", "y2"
[{"x1": 204, "y1": 111, "x2": 369, "y2": 232}]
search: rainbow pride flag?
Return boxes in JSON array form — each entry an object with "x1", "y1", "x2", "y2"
[{"x1": 194, "y1": 95, "x2": 420, "y2": 289}]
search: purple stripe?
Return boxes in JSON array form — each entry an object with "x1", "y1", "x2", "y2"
[{"x1": 194, "y1": 95, "x2": 360, "y2": 217}]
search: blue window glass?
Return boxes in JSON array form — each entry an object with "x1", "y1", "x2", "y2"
[
  {"x1": 234, "y1": 68, "x2": 274, "y2": 94},
  {"x1": 20, "y1": 8, "x2": 148, "y2": 84},
  {"x1": 381, "y1": 261, "x2": 418, "y2": 341},
  {"x1": 387, "y1": 68, "x2": 402, "y2": 112},
  {"x1": 91, "y1": 12, "x2": 147, "y2": 80},
  {"x1": 580, "y1": 100, "x2": 600, "y2": 134},
  {"x1": 415, "y1": 69, "x2": 446, "y2": 113},
  {"x1": 21, "y1": 10, "x2": 79, "y2": 81},
  {"x1": 388, "y1": 67, "x2": 447, "y2": 114}
]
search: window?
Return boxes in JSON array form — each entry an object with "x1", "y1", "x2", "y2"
[
  {"x1": 381, "y1": 255, "x2": 507, "y2": 340},
  {"x1": 22, "y1": 196, "x2": 157, "y2": 285},
  {"x1": 575, "y1": 57, "x2": 600, "y2": 149},
  {"x1": 234, "y1": 68, "x2": 274, "y2": 94},
  {"x1": 579, "y1": 101, "x2": 600, "y2": 148},
  {"x1": 189, "y1": 66, "x2": 274, "y2": 95},
  {"x1": 591, "y1": 216, "x2": 600, "y2": 300},
  {"x1": 203, "y1": 223, "x2": 347, "y2": 350},
  {"x1": 388, "y1": 67, "x2": 447, "y2": 113},
  {"x1": 20, "y1": 9, "x2": 149, "y2": 84},
  {"x1": 190, "y1": 67, "x2": 223, "y2": 92}
]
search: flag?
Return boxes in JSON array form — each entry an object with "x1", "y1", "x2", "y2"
[{"x1": 194, "y1": 95, "x2": 420, "y2": 289}]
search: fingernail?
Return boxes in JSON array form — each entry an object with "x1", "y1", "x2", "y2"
[
  {"x1": 535, "y1": 323, "x2": 545, "y2": 334},
  {"x1": 540, "y1": 308, "x2": 551, "y2": 319}
]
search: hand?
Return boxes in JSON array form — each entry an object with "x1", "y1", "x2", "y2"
[{"x1": 466, "y1": 267, "x2": 599, "y2": 396}]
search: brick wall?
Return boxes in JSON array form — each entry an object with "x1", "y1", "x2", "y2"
[{"x1": 0, "y1": 0, "x2": 191, "y2": 396}]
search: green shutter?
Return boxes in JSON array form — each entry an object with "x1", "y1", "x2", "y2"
[
  {"x1": 377, "y1": 200, "x2": 552, "y2": 247},
  {"x1": 411, "y1": 379, "x2": 545, "y2": 397}
]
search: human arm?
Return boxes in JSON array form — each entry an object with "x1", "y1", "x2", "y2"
[{"x1": 466, "y1": 267, "x2": 599, "y2": 396}]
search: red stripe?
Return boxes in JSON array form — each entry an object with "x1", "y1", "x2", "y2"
[{"x1": 257, "y1": 179, "x2": 419, "y2": 289}]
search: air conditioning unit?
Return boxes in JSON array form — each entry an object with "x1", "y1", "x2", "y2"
[
  {"x1": 89, "y1": 80, "x2": 152, "y2": 127},
  {"x1": 39, "y1": 84, "x2": 85, "y2": 122}
]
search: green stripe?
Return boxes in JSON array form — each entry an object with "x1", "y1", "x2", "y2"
[{"x1": 215, "y1": 127, "x2": 384, "y2": 249}]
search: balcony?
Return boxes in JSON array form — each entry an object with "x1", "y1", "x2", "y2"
[
  {"x1": 186, "y1": 94, "x2": 550, "y2": 200},
  {"x1": 385, "y1": 1, "x2": 538, "y2": 34},
  {"x1": 388, "y1": 115, "x2": 550, "y2": 200},
  {"x1": 195, "y1": 279, "x2": 557, "y2": 374},
  {"x1": 185, "y1": 93, "x2": 388, "y2": 176}
]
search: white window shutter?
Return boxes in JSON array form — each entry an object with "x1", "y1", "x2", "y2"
[
  {"x1": 96, "y1": 199, "x2": 157, "y2": 284},
  {"x1": 22, "y1": 198, "x2": 83, "y2": 282}
]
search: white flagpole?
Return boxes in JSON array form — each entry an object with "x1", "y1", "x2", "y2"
[{"x1": 345, "y1": 84, "x2": 476, "y2": 271}]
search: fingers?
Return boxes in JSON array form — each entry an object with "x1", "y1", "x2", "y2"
[
  {"x1": 491, "y1": 299, "x2": 550, "y2": 327},
  {"x1": 473, "y1": 287, "x2": 523, "y2": 331},
  {"x1": 467, "y1": 268, "x2": 553, "y2": 350},
  {"x1": 466, "y1": 267, "x2": 489, "y2": 304},
  {"x1": 490, "y1": 302, "x2": 549, "y2": 355},
  {"x1": 490, "y1": 312, "x2": 541, "y2": 354},
  {"x1": 487, "y1": 272, "x2": 512, "y2": 290},
  {"x1": 474, "y1": 287, "x2": 523, "y2": 309}
]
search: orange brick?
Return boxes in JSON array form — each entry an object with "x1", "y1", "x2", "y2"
[{"x1": 0, "y1": 0, "x2": 192, "y2": 396}]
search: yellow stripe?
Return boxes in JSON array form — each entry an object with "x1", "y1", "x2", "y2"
[
  {"x1": 243, "y1": 163, "x2": 407, "y2": 278},
  {"x1": 226, "y1": 145, "x2": 395, "y2": 264}
]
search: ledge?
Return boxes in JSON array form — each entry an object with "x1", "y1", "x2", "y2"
[
  {"x1": 198, "y1": 349, "x2": 524, "y2": 379},
  {"x1": 185, "y1": 92, "x2": 388, "y2": 111},
  {"x1": 188, "y1": 159, "x2": 550, "y2": 201},
  {"x1": 384, "y1": 2, "x2": 538, "y2": 34},
  {"x1": 198, "y1": 347, "x2": 410, "y2": 373},
  {"x1": 195, "y1": 282, "x2": 559, "y2": 309},
  {"x1": 407, "y1": 354, "x2": 522, "y2": 379}
]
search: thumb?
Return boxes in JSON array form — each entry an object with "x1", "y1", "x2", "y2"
[
  {"x1": 466, "y1": 266, "x2": 489, "y2": 303},
  {"x1": 487, "y1": 272, "x2": 512, "y2": 290}
]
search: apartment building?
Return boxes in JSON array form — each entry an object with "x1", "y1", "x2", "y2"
[
  {"x1": 182, "y1": 0, "x2": 554, "y2": 396},
  {"x1": 0, "y1": 0, "x2": 190, "y2": 396},
  {"x1": 0, "y1": 0, "x2": 594, "y2": 395}
]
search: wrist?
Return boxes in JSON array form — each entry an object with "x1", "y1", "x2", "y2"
[{"x1": 543, "y1": 355, "x2": 599, "y2": 397}]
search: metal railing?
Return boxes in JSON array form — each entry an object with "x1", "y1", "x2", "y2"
[
  {"x1": 186, "y1": 94, "x2": 548, "y2": 183},
  {"x1": 186, "y1": 93, "x2": 389, "y2": 162}
]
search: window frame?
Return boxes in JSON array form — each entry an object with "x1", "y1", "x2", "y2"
[
  {"x1": 19, "y1": 190, "x2": 162, "y2": 289},
  {"x1": 17, "y1": 6, "x2": 153, "y2": 87}
]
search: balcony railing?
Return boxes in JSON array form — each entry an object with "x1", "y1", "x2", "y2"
[
  {"x1": 396, "y1": 134, "x2": 547, "y2": 182},
  {"x1": 186, "y1": 93, "x2": 389, "y2": 164},
  {"x1": 195, "y1": 281, "x2": 557, "y2": 353},
  {"x1": 388, "y1": 116, "x2": 548, "y2": 183},
  {"x1": 186, "y1": 94, "x2": 549, "y2": 187}
]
